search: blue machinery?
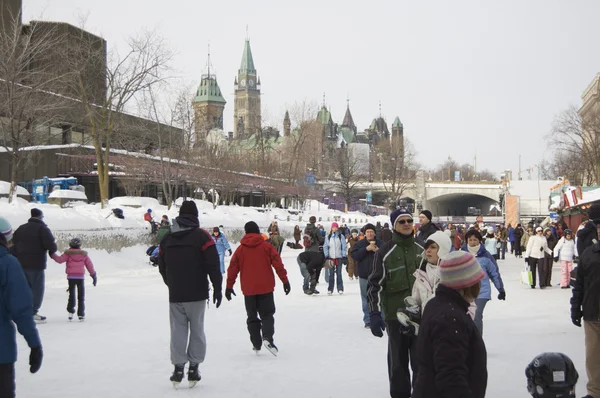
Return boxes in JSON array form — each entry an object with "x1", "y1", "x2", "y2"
[{"x1": 26, "y1": 176, "x2": 79, "y2": 203}]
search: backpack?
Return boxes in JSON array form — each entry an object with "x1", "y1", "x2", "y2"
[
  {"x1": 146, "y1": 245, "x2": 157, "y2": 256},
  {"x1": 112, "y1": 208, "x2": 124, "y2": 219}
]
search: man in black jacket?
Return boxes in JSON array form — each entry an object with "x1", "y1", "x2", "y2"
[
  {"x1": 577, "y1": 203, "x2": 600, "y2": 257},
  {"x1": 158, "y1": 200, "x2": 222, "y2": 387},
  {"x1": 12, "y1": 208, "x2": 57, "y2": 323},
  {"x1": 351, "y1": 223, "x2": 382, "y2": 328},
  {"x1": 571, "y1": 220, "x2": 600, "y2": 398},
  {"x1": 416, "y1": 210, "x2": 439, "y2": 247},
  {"x1": 297, "y1": 251, "x2": 324, "y2": 295}
]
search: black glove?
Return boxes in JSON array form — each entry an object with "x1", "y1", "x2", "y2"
[
  {"x1": 498, "y1": 290, "x2": 506, "y2": 300},
  {"x1": 341, "y1": 257, "x2": 348, "y2": 266},
  {"x1": 91, "y1": 273, "x2": 97, "y2": 287},
  {"x1": 228, "y1": 249, "x2": 232, "y2": 256},
  {"x1": 29, "y1": 346, "x2": 43, "y2": 374},
  {"x1": 553, "y1": 257, "x2": 559, "y2": 262},
  {"x1": 524, "y1": 257, "x2": 529, "y2": 264},
  {"x1": 213, "y1": 290, "x2": 222, "y2": 308},
  {"x1": 283, "y1": 282, "x2": 291, "y2": 295},
  {"x1": 573, "y1": 256, "x2": 579, "y2": 264},
  {"x1": 369, "y1": 312, "x2": 386, "y2": 338},
  {"x1": 225, "y1": 288, "x2": 236, "y2": 301},
  {"x1": 571, "y1": 308, "x2": 582, "y2": 327}
]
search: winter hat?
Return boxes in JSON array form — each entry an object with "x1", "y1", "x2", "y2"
[
  {"x1": 543, "y1": 227, "x2": 551, "y2": 234},
  {"x1": 363, "y1": 223, "x2": 376, "y2": 233},
  {"x1": 420, "y1": 210, "x2": 433, "y2": 222},
  {"x1": 426, "y1": 231, "x2": 452, "y2": 260},
  {"x1": 588, "y1": 203, "x2": 600, "y2": 223},
  {"x1": 0, "y1": 216, "x2": 13, "y2": 242},
  {"x1": 439, "y1": 251, "x2": 486, "y2": 290},
  {"x1": 390, "y1": 208, "x2": 413, "y2": 226},
  {"x1": 31, "y1": 208, "x2": 43, "y2": 218},
  {"x1": 350, "y1": 228, "x2": 359, "y2": 235},
  {"x1": 213, "y1": 227, "x2": 220, "y2": 233},
  {"x1": 535, "y1": 226, "x2": 543, "y2": 232},
  {"x1": 564, "y1": 229, "x2": 573, "y2": 235},
  {"x1": 487, "y1": 226, "x2": 495, "y2": 234},
  {"x1": 331, "y1": 222, "x2": 339, "y2": 229},
  {"x1": 244, "y1": 221, "x2": 260, "y2": 234},
  {"x1": 179, "y1": 200, "x2": 198, "y2": 217},
  {"x1": 309, "y1": 216, "x2": 317, "y2": 224}
]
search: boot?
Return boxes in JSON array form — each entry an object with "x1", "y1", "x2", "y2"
[
  {"x1": 170, "y1": 364, "x2": 185, "y2": 386},
  {"x1": 188, "y1": 362, "x2": 201, "y2": 387}
]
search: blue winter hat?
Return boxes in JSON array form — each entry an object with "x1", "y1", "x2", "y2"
[
  {"x1": 0, "y1": 216, "x2": 13, "y2": 242},
  {"x1": 391, "y1": 208, "x2": 413, "y2": 226}
]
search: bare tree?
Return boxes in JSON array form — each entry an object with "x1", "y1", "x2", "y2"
[
  {"x1": 332, "y1": 147, "x2": 368, "y2": 212},
  {"x1": 282, "y1": 100, "x2": 321, "y2": 184},
  {"x1": 373, "y1": 137, "x2": 418, "y2": 204},
  {"x1": 0, "y1": 14, "x2": 67, "y2": 201}
]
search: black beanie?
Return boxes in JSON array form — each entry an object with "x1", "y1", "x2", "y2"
[
  {"x1": 309, "y1": 216, "x2": 316, "y2": 224},
  {"x1": 363, "y1": 223, "x2": 376, "y2": 233},
  {"x1": 420, "y1": 210, "x2": 433, "y2": 222},
  {"x1": 245, "y1": 221, "x2": 260, "y2": 234},
  {"x1": 588, "y1": 203, "x2": 600, "y2": 223},
  {"x1": 179, "y1": 200, "x2": 198, "y2": 217},
  {"x1": 31, "y1": 208, "x2": 43, "y2": 218}
]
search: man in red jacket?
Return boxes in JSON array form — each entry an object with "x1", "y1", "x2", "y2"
[{"x1": 226, "y1": 221, "x2": 290, "y2": 356}]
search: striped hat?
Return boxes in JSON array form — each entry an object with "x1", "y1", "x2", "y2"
[
  {"x1": 439, "y1": 251, "x2": 486, "y2": 290},
  {"x1": 0, "y1": 216, "x2": 13, "y2": 242}
]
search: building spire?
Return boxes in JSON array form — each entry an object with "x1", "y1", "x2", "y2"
[
  {"x1": 246, "y1": 24, "x2": 249, "y2": 40},
  {"x1": 207, "y1": 42, "x2": 211, "y2": 78},
  {"x1": 379, "y1": 101, "x2": 382, "y2": 118},
  {"x1": 322, "y1": 92, "x2": 326, "y2": 107}
]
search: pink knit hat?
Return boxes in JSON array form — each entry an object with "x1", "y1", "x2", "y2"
[
  {"x1": 439, "y1": 251, "x2": 485, "y2": 290},
  {"x1": 331, "y1": 222, "x2": 339, "y2": 229}
]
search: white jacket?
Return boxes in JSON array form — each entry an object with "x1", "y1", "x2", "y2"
[
  {"x1": 525, "y1": 235, "x2": 553, "y2": 259},
  {"x1": 554, "y1": 237, "x2": 578, "y2": 261}
]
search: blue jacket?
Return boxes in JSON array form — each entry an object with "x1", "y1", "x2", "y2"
[
  {"x1": 323, "y1": 232, "x2": 348, "y2": 259},
  {"x1": 0, "y1": 245, "x2": 41, "y2": 364},
  {"x1": 508, "y1": 227, "x2": 515, "y2": 242},
  {"x1": 461, "y1": 244, "x2": 505, "y2": 300},
  {"x1": 212, "y1": 233, "x2": 231, "y2": 257}
]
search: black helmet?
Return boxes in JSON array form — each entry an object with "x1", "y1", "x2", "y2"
[
  {"x1": 69, "y1": 238, "x2": 82, "y2": 249},
  {"x1": 526, "y1": 352, "x2": 578, "y2": 397},
  {"x1": 564, "y1": 229, "x2": 573, "y2": 236}
]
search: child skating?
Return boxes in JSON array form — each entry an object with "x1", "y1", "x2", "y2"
[{"x1": 52, "y1": 238, "x2": 97, "y2": 321}]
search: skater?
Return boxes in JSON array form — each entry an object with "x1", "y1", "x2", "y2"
[
  {"x1": 211, "y1": 227, "x2": 232, "y2": 274},
  {"x1": 0, "y1": 216, "x2": 43, "y2": 398},
  {"x1": 156, "y1": 216, "x2": 171, "y2": 243},
  {"x1": 415, "y1": 210, "x2": 439, "y2": 247},
  {"x1": 144, "y1": 208, "x2": 157, "y2": 234},
  {"x1": 462, "y1": 229, "x2": 506, "y2": 335},
  {"x1": 158, "y1": 200, "x2": 223, "y2": 388},
  {"x1": 570, "y1": 219, "x2": 600, "y2": 398},
  {"x1": 12, "y1": 208, "x2": 57, "y2": 323},
  {"x1": 346, "y1": 229, "x2": 360, "y2": 280},
  {"x1": 368, "y1": 208, "x2": 423, "y2": 398},
  {"x1": 226, "y1": 221, "x2": 290, "y2": 356},
  {"x1": 293, "y1": 225, "x2": 302, "y2": 248},
  {"x1": 350, "y1": 223, "x2": 383, "y2": 328},
  {"x1": 297, "y1": 250, "x2": 324, "y2": 295},
  {"x1": 553, "y1": 229, "x2": 577, "y2": 289},
  {"x1": 483, "y1": 226, "x2": 499, "y2": 260},
  {"x1": 525, "y1": 227, "x2": 553, "y2": 289},
  {"x1": 543, "y1": 227, "x2": 558, "y2": 287},
  {"x1": 51, "y1": 238, "x2": 97, "y2": 321},
  {"x1": 412, "y1": 251, "x2": 488, "y2": 398},
  {"x1": 323, "y1": 222, "x2": 348, "y2": 295},
  {"x1": 303, "y1": 216, "x2": 324, "y2": 252},
  {"x1": 381, "y1": 223, "x2": 392, "y2": 243}
]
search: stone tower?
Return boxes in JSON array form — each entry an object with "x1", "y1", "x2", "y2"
[
  {"x1": 283, "y1": 110, "x2": 291, "y2": 136},
  {"x1": 392, "y1": 116, "x2": 404, "y2": 138},
  {"x1": 233, "y1": 39, "x2": 261, "y2": 139},
  {"x1": 192, "y1": 53, "x2": 226, "y2": 146}
]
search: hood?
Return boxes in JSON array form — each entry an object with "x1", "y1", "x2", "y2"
[
  {"x1": 425, "y1": 231, "x2": 452, "y2": 260},
  {"x1": 171, "y1": 215, "x2": 199, "y2": 234},
  {"x1": 241, "y1": 233, "x2": 266, "y2": 248},
  {"x1": 65, "y1": 248, "x2": 88, "y2": 256},
  {"x1": 28, "y1": 217, "x2": 47, "y2": 226}
]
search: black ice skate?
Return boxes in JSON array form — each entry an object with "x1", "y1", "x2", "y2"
[
  {"x1": 68, "y1": 312, "x2": 74, "y2": 321},
  {"x1": 263, "y1": 339, "x2": 278, "y2": 357},
  {"x1": 170, "y1": 364, "x2": 185, "y2": 389},
  {"x1": 187, "y1": 362, "x2": 201, "y2": 388}
]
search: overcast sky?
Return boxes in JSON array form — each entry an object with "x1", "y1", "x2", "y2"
[{"x1": 23, "y1": 0, "x2": 600, "y2": 178}]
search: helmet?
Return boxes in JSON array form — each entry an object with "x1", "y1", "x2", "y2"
[
  {"x1": 69, "y1": 238, "x2": 82, "y2": 249},
  {"x1": 147, "y1": 208, "x2": 152, "y2": 213},
  {"x1": 564, "y1": 229, "x2": 573, "y2": 235},
  {"x1": 525, "y1": 352, "x2": 578, "y2": 397}
]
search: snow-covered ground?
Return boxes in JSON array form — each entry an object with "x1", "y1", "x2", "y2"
[{"x1": 13, "y1": 248, "x2": 587, "y2": 397}]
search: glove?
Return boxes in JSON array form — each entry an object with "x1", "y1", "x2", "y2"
[
  {"x1": 341, "y1": 257, "x2": 348, "y2": 265},
  {"x1": 213, "y1": 290, "x2": 222, "y2": 308},
  {"x1": 225, "y1": 288, "x2": 236, "y2": 301},
  {"x1": 369, "y1": 312, "x2": 386, "y2": 338},
  {"x1": 91, "y1": 273, "x2": 97, "y2": 287},
  {"x1": 574, "y1": 256, "x2": 579, "y2": 264},
  {"x1": 524, "y1": 257, "x2": 529, "y2": 264},
  {"x1": 283, "y1": 282, "x2": 291, "y2": 295},
  {"x1": 498, "y1": 290, "x2": 506, "y2": 300},
  {"x1": 29, "y1": 346, "x2": 43, "y2": 374},
  {"x1": 228, "y1": 249, "x2": 232, "y2": 256},
  {"x1": 553, "y1": 257, "x2": 559, "y2": 262},
  {"x1": 571, "y1": 308, "x2": 582, "y2": 327}
]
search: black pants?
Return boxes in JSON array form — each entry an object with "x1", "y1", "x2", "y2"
[
  {"x1": 515, "y1": 243, "x2": 523, "y2": 257},
  {"x1": 540, "y1": 257, "x2": 553, "y2": 287},
  {"x1": 244, "y1": 293, "x2": 276, "y2": 349},
  {"x1": 386, "y1": 320, "x2": 418, "y2": 398},
  {"x1": 0, "y1": 363, "x2": 15, "y2": 398},
  {"x1": 528, "y1": 258, "x2": 543, "y2": 288},
  {"x1": 67, "y1": 279, "x2": 85, "y2": 316},
  {"x1": 305, "y1": 252, "x2": 325, "y2": 283}
]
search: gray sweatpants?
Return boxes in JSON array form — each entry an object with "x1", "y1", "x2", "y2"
[{"x1": 169, "y1": 301, "x2": 207, "y2": 365}]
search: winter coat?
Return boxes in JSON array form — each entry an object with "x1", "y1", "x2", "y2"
[
  {"x1": 412, "y1": 284, "x2": 488, "y2": 398},
  {"x1": 293, "y1": 226, "x2": 301, "y2": 243},
  {"x1": 462, "y1": 243, "x2": 504, "y2": 300},
  {"x1": 484, "y1": 236, "x2": 498, "y2": 256},
  {"x1": 212, "y1": 233, "x2": 231, "y2": 257},
  {"x1": 303, "y1": 223, "x2": 324, "y2": 253},
  {"x1": 525, "y1": 235, "x2": 552, "y2": 260},
  {"x1": 12, "y1": 218, "x2": 57, "y2": 270},
  {"x1": 411, "y1": 260, "x2": 440, "y2": 314},
  {"x1": 324, "y1": 232, "x2": 347, "y2": 259},
  {"x1": 375, "y1": 223, "x2": 382, "y2": 240},
  {"x1": 0, "y1": 244, "x2": 41, "y2": 364},
  {"x1": 158, "y1": 215, "x2": 222, "y2": 303},
  {"x1": 520, "y1": 232, "x2": 530, "y2": 250},
  {"x1": 571, "y1": 242, "x2": 600, "y2": 322},
  {"x1": 554, "y1": 237, "x2": 577, "y2": 261},
  {"x1": 269, "y1": 233, "x2": 285, "y2": 250},
  {"x1": 508, "y1": 227, "x2": 516, "y2": 242},
  {"x1": 577, "y1": 221, "x2": 597, "y2": 258},
  {"x1": 157, "y1": 225, "x2": 170, "y2": 243},
  {"x1": 350, "y1": 237, "x2": 383, "y2": 280},
  {"x1": 381, "y1": 227, "x2": 392, "y2": 243},
  {"x1": 347, "y1": 236, "x2": 360, "y2": 272},
  {"x1": 368, "y1": 232, "x2": 424, "y2": 321},
  {"x1": 227, "y1": 233, "x2": 288, "y2": 296},
  {"x1": 51, "y1": 249, "x2": 96, "y2": 279},
  {"x1": 545, "y1": 234, "x2": 558, "y2": 258},
  {"x1": 416, "y1": 222, "x2": 440, "y2": 247}
]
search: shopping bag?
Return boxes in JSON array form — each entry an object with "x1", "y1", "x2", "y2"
[{"x1": 521, "y1": 266, "x2": 533, "y2": 285}]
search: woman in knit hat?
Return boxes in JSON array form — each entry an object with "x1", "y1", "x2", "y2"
[
  {"x1": 412, "y1": 251, "x2": 488, "y2": 398},
  {"x1": 211, "y1": 227, "x2": 232, "y2": 274},
  {"x1": 323, "y1": 222, "x2": 348, "y2": 295}
]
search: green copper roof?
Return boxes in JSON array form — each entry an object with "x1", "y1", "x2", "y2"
[
  {"x1": 239, "y1": 40, "x2": 256, "y2": 75},
  {"x1": 317, "y1": 106, "x2": 332, "y2": 125},
  {"x1": 339, "y1": 126, "x2": 355, "y2": 144},
  {"x1": 193, "y1": 75, "x2": 226, "y2": 104},
  {"x1": 392, "y1": 116, "x2": 403, "y2": 127}
]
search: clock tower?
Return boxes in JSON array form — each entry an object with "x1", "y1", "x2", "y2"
[{"x1": 233, "y1": 39, "x2": 261, "y2": 139}]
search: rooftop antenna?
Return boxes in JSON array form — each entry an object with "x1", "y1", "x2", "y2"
[
  {"x1": 322, "y1": 92, "x2": 326, "y2": 107},
  {"x1": 346, "y1": 93, "x2": 350, "y2": 108},
  {"x1": 207, "y1": 42, "x2": 211, "y2": 78},
  {"x1": 246, "y1": 25, "x2": 249, "y2": 40},
  {"x1": 379, "y1": 101, "x2": 382, "y2": 118}
]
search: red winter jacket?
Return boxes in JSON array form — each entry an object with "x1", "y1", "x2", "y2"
[{"x1": 227, "y1": 233, "x2": 288, "y2": 296}]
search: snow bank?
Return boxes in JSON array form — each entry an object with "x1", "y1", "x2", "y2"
[
  {"x1": 48, "y1": 189, "x2": 88, "y2": 200},
  {"x1": 0, "y1": 180, "x2": 30, "y2": 196}
]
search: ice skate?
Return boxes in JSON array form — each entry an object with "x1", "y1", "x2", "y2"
[
  {"x1": 33, "y1": 313, "x2": 47, "y2": 324},
  {"x1": 170, "y1": 364, "x2": 185, "y2": 389},
  {"x1": 338, "y1": 290, "x2": 343, "y2": 295},
  {"x1": 78, "y1": 316, "x2": 85, "y2": 322},
  {"x1": 327, "y1": 291, "x2": 333, "y2": 296},
  {"x1": 187, "y1": 362, "x2": 201, "y2": 388},
  {"x1": 68, "y1": 312, "x2": 74, "y2": 321},
  {"x1": 263, "y1": 339, "x2": 278, "y2": 356}
]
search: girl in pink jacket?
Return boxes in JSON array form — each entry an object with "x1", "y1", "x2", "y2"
[{"x1": 51, "y1": 238, "x2": 97, "y2": 321}]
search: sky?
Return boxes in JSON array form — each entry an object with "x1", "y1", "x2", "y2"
[{"x1": 22, "y1": 0, "x2": 600, "y2": 178}]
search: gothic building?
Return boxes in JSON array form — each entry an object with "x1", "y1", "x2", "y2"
[
  {"x1": 192, "y1": 60, "x2": 226, "y2": 146},
  {"x1": 233, "y1": 39, "x2": 261, "y2": 139}
]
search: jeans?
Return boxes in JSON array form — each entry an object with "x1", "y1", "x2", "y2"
[
  {"x1": 67, "y1": 279, "x2": 85, "y2": 317},
  {"x1": 359, "y1": 278, "x2": 369, "y2": 325},
  {"x1": 474, "y1": 298, "x2": 489, "y2": 335},
  {"x1": 328, "y1": 261, "x2": 344, "y2": 293},
  {"x1": 324, "y1": 267, "x2": 330, "y2": 284},
  {"x1": 245, "y1": 293, "x2": 276, "y2": 348},
  {"x1": 218, "y1": 253, "x2": 225, "y2": 274},
  {"x1": 23, "y1": 269, "x2": 45, "y2": 314},
  {"x1": 500, "y1": 242, "x2": 506, "y2": 259},
  {"x1": 298, "y1": 261, "x2": 310, "y2": 291}
]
